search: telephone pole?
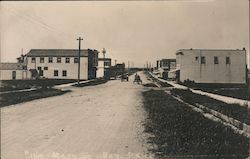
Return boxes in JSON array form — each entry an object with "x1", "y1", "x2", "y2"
[
  {"x1": 77, "y1": 36, "x2": 83, "y2": 85},
  {"x1": 248, "y1": 0, "x2": 250, "y2": 93}
]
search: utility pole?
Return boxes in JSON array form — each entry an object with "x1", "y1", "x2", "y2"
[
  {"x1": 102, "y1": 48, "x2": 106, "y2": 78},
  {"x1": 248, "y1": 0, "x2": 250, "y2": 93},
  {"x1": 114, "y1": 59, "x2": 117, "y2": 66},
  {"x1": 77, "y1": 36, "x2": 83, "y2": 85}
]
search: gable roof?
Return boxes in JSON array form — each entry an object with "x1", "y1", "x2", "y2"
[
  {"x1": 26, "y1": 49, "x2": 99, "y2": 57},
  {"x1": 0, "y1": 63, "x2": 26, "y2": 70}
]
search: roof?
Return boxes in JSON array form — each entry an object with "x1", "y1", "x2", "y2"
[
  {"x1": 176, "y1": 48, "x2": 246, "y2": 54},
  {"x1": 26, "y1": 49, "x2": 99, "y2": 57},
  {"x1": 98, "y1": 58, "x2": 111, "y2": 61},
  {"x1": 0, "y1": 63, "x2": 26, "y2": 70},
  {"x1": 161, "y1": 59, "x2": 176, "y2": 62}
]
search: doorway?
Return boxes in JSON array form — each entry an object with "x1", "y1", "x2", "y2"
[{"x1": 12, "y1": 71, "x2": 16, "y2": 80}]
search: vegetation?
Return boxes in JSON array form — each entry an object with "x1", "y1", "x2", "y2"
[
  {"x1": 0, "y1": 88, "x2": 69, "y2": 107},
  {"x1": 143, "y1": 83, "x2": 158, "y2": 87},
  {"x1": 180, "y1": 80, "x2": 250, "y2": 101},
  {"x1": 171, "y1": 89, "x2": 250, "y2": 125},
  {"x1": 199, "y1": 88, "x2": 250, "y2": 101},
  {"x1": 0, "y1": 79, "x2": 82, "y2": 92},
  {"x1": 142, "y1": 90, "x2": 249, "y2": 158},
  {"x1": 144, "y1": 71, "x2": 173, "y2": 88}
]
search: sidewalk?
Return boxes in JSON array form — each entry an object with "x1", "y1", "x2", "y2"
[
  {"x1": 0, "y1": 88, "x2": 37, "y2": 95},
  {"x1": 53, "y1": 80, "x2": 91, "y2": 89},
  {"x1": 0, "y1": 80, "x2": 91, "y2": 95},
  {"x1": 149, "y1": 72, "x2": 250, "y2": 108}
]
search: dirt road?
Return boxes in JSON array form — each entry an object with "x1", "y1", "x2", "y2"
[{"x1": 1, "y1": 75, "x2": 151, "y2": 159}]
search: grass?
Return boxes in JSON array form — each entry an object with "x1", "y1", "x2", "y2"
[
  {"x1": 170, "y1": 89, "x2": 250, "y2": 125},
  {"x1": 199, "y1": 88, "x2": 250, "y2": 101},
  {"x1": 157, "y1": 81, "x2": 173, "y2": 88},
  {"x1": 144, "y1": 71, "x2": 173, "y2": 88},
  {"x1": 142, "y1": 90, "x2": 249, "y2": 158},
  {"x1": 0, "y1": 79, "x2": 82, "y2": 92},
  {"x1": 181, "y1": 81, "x2": 250, "y2": 101},
  {"x1": 143, "y1": 83, "x2": 158, "y2": 87},
  {"x1": 0, "y1": 79, "x2": 107, "y2": 107},
  {"x1": 0, "y1": 88, "x2": 70, "y2": 107}
]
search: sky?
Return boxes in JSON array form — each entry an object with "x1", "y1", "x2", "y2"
[{"x1": 0, "y1": 0, "x2": 249, "y2": 67}]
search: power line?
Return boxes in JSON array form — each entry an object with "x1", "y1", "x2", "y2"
[{"x1": 2, "y1": 5, "x2": 74, "y2": 40}]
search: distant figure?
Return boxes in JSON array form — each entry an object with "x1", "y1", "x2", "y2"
[
  {"x1": 135, "y1": 73, "x2": 138, "y2": 79},
  {"x1": 133, "y1": 73, "x2": 142, "y2": 84},
  {"x1": 126, "y1": 73, "x2": 129, "y2": 81}
]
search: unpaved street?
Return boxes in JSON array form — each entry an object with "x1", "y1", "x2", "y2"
[{"x1": 1, "y1": 74, "x2": 151, "y2": 159}]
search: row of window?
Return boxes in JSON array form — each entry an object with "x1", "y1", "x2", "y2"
[
  {"x1": 54, "y1": 70, "x2": 67, "y2": 77},
  {"x1": 37, "y1": 67, "x2": 67, "y2": 77},
  {"x1": 38, "y1": 66, "x2": 48, "y2": 70},
  {"x1": 31, "y1": 57, "x2": 79, "y2": 64},
  {"x1": 196, "y1": 56, "x2": 231, "y2": 64}
]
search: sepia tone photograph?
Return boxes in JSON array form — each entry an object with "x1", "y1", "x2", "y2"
[{"x1": 0, "y1": 0, "x2": 250, "y2": 158}]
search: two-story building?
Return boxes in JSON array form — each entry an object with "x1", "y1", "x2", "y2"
[
  {"x1": 97, "y1": 58, "x2": 112, "y2": 79},
  {"x1": 26, "y1": 49, "x2": 99, "y2": 80},
  {"x1": 156, "y1": 59, "x2": 176, "y2": 80},
  {"x1": 175, "y1": 48, "x2": 247, "y2": 86}
]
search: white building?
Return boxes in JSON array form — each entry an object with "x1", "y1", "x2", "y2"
[
  {"x1": 26, "y1": 49, "x2": 99, "y2": 80},
  {"x1": 156, "y1": 59, "x2": 176, "y2": 79},
  {"x1": 175, "y1": 48, "x2": 247, "y2": 85},
  {"x1": 0, "y1": 63, "x2": 29, "y2": 80},
  {"x1": 97, "y1": 58, "x2": 112, "y2": 78}
]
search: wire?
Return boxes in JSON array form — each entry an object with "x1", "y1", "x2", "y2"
[{"x1": 2, "y1": 5, "x2": 74, "y2": 40}]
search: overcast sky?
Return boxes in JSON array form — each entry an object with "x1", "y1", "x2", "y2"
[{"x1": 0, "y1": 0, "x2": 249, "y2": 67}]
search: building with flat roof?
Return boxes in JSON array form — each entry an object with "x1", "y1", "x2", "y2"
[
  {"x1": 97, "y1": 58, "x2": 112, "y2": 79},
  {"x1": 156, "y1": 59, "x2": 176, "y2": 80},
  {"x1": 175, "y1": 48, "x2": 247, "y2": 85}
]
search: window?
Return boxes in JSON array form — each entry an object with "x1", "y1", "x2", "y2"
[
  {"x1": 226, "y1": 57, "x2": 230, "y2": 64},
  {"x1": 62, "y1": 70, "x2": 67, "y2": 77},
  {"x1": 31, "y1": 57, "x2": 36, "y2": 63},
  {"x1": 48, "y1": 57, "x2": 53, "y2": 63},
  {"x1": 214, "y1": 56, "x2": 219, "y2": 64},
  {"x1": 54, "y1": 70, "x2": 58, "y2": 76},
  {"x1": 65, "y1": 57, "x2": 70, "y2": 63},
  {"x1": 37, "y1": 67, "x2": 42, "y2": 70},
  {"x1": 195, "y1": 56, "x2": 199, "y2": 61},
  {"x1": 57, "y1": 57, "x2": 61, "y2": 63},
  {"x1": 40, "y1": 57, "x2": 44, "y2": 63},
  {"x1": 74, "y1": 57, "x2": 78, "y2": 63},
  {"x1": 201, "y1": 56, "x2": 206, "y2": 64},
  {"x1": 44, "y1": 67, "x2": 48, "y2": 70},
  {"x1": 104, "y1": 61, "x2": 111, "y2": 67}
]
